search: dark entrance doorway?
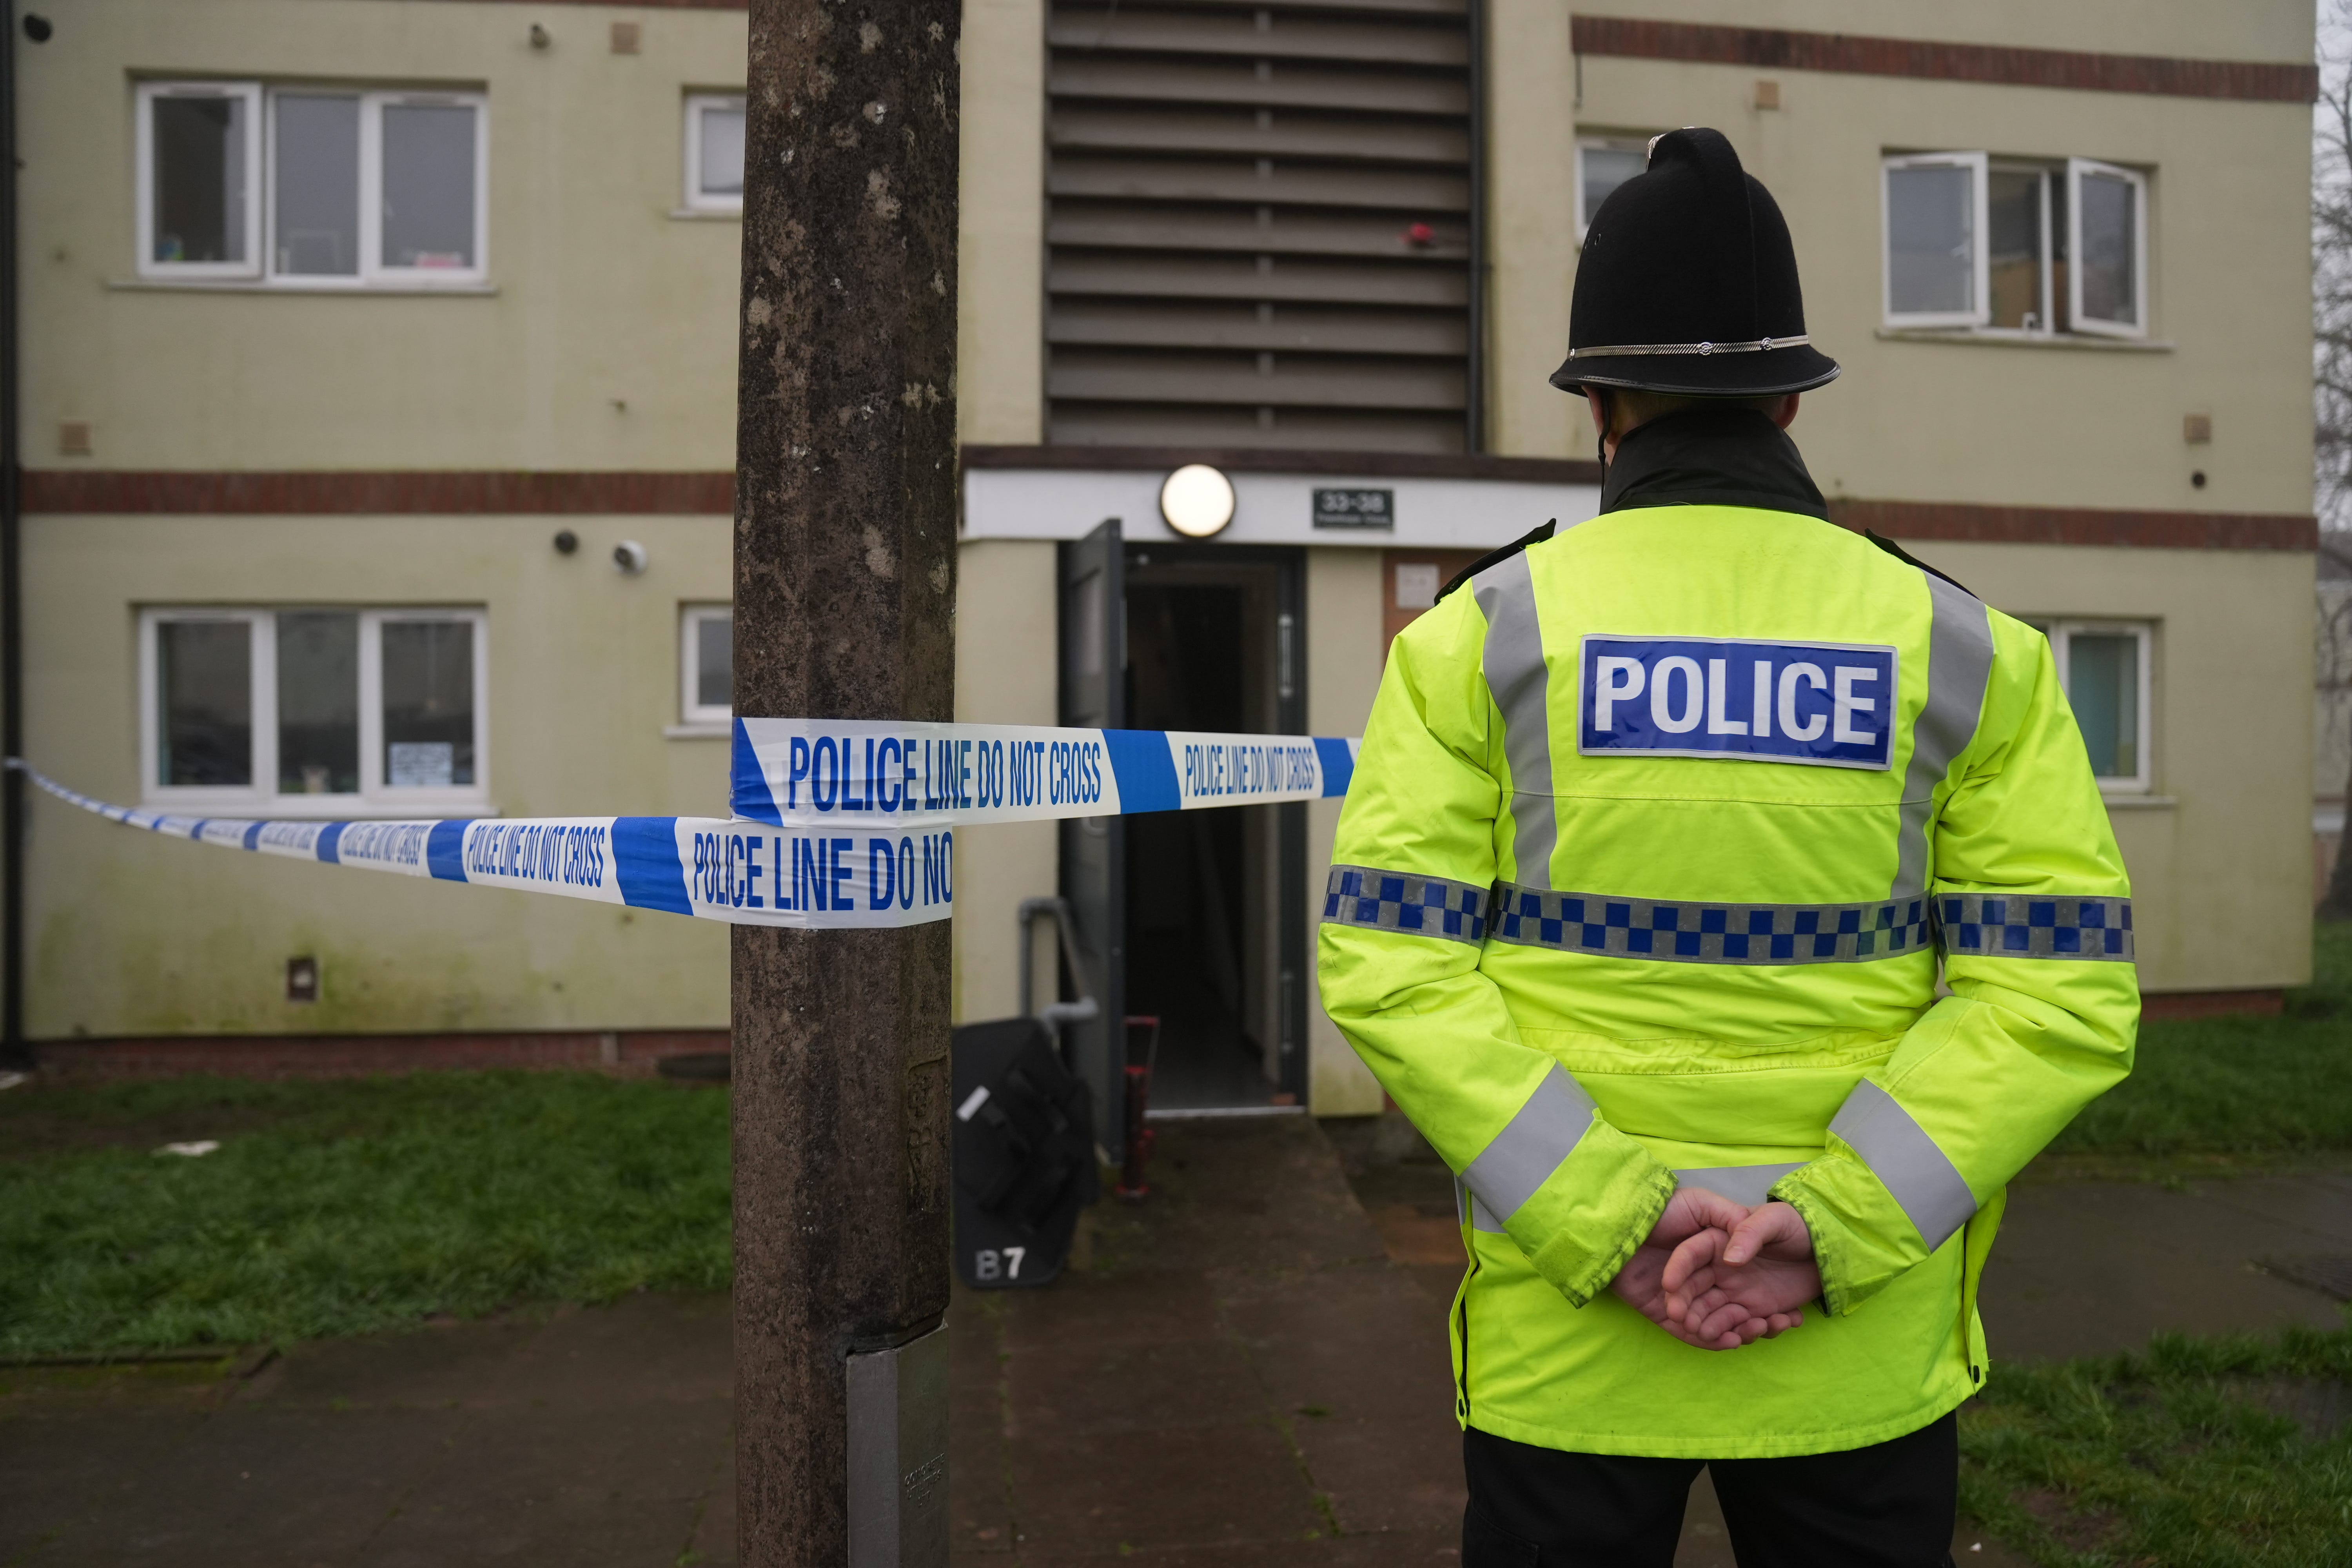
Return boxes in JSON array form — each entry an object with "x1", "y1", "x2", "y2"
[{"x1": 1122, "y1": 545, "x2": 1307, "y2": 1114}]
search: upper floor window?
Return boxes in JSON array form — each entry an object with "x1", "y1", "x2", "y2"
[
  {"x1": 683, "y1": 94, "x2": 746, "y2": 214},
  {"x1": 137, "y1": 82, "x2": 488, "y2": 287},
  {"x1": 1576, "y1": 136, "x2": 1648, "y2": 241},
  {"x1": 1882, "y1": 152, "x2": 2147, "y2": 339},
  {"x1": 142, "y1": 607, "x2": 489, "y2": 813}
]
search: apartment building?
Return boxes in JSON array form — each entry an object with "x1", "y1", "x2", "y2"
[{"x1": 7, "y1": 3, "x2": 2321, "y2": 1119}]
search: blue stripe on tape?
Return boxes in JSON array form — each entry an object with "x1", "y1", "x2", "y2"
[
  {"x1": 612, "y1": 817, "x2": 693, "y2": 915},
  {"x1": 1314, "y1": 737, "x2": 1354, "y2": 799},
  {"x1": 1103, "y1": 730, "x2": 1180, "y2": 814},
  {"x1": 426, "y1": 820, "x2": 474, "y2": 882},
  {"x1": 731, "y1": 718, "x2": 782, "y2": 826},
  {"x1": 316, "y1": 822, "x2": 348, "y2": 863},
  {"x1": 242, "y1": 822, "x2": 265, "y2": 850}
]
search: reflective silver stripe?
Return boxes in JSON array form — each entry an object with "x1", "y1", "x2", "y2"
[
  {"x1": 1489, "y1": 882, "x2": 1929, "y2": 965},
  {"x1": 1473, "y1": 553, "x2": 1558, "y2": 890},
  {"x1": 1320, "y1": 863, "x2": 1488, "y2": 944},
  {"x1": 1459, "y1": 1063, "x2": 1595, "y2": 1224},
  {"x1": 1893, "y1": 573, "x2": 1994, "y2": 899},
  {"x1": 1938, "y1": 893, "x2": 2134, "y2": 961},
  {"x1": 1456, "y1": 1176, "x2": 1508, "y2": 1233},
  {"x1": 1568, "y1": 334, "x2": 1812, "y2": 359},
  {"x1": 1829, "y1": 1079, "x2": 1976, "y2": 1251},
  {"x1": 1672, "y1": 1163, "x2": 1803, "y2": 1208}
]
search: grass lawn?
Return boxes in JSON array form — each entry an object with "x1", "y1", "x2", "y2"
[
  {"x1": 0, "y1": 1071, "x2": 729, "y2": 1359},
  {"x1": 2048, "y1": 922, "x2": 2352, "y2": 1159},
  {"x1": 1960, "y1": 1322, "x2": 2352, "y2": 1568}
]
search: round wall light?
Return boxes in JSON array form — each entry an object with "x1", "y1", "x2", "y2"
[{"x1": 1159, "y1": 463, "x2": 1236, "y2": 539}]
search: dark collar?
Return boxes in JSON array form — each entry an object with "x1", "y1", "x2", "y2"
[{"x1": 1598, "y1": 406, "x2": 1829, "y2": 522}]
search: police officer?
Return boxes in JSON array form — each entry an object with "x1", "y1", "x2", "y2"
[{"x1": 1317, "y1": 128, "x2": 2136, "y2": 1565}]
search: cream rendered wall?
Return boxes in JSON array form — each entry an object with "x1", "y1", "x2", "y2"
[
  {"x1": 1570, "y1": 58, "x2": 2313, "y2": 516},
  {"x1": 948, "y1": 0, "x2": 1048, "y2": 1026},
  {"x1": 15, "y1": 0, "x2": 748, "y2": 470},
  {"x1": 1479, "y1": 3, "x2": 2315, "y2": 519},
  {"x1": 24, "y1": 513, "x2": 734, "y2": 1040},
  {"x1": 1917, "y1": 540, "x2": 2316, "y2": 993},
  {"x1": 956, "y1": 0, "x2": 1046, "y2": 446},
  {"x1": 1305, "y1": 548, "x2": 1386, "y2": 1115},
  {"x1": 950, "y1": 541, "x2": 1059, "y2": 1025},
  {"x1": 1483, "y1": 0, "x2": 1581, "y2": 461}
]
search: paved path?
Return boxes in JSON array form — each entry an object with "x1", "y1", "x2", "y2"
[{"x1": 5, "y1": 1117, "x2": 2345, "y2": 1567}]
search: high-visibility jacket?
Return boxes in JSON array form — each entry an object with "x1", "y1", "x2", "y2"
[{"x1": 1318, "y1": 497, "x2": 2136, "y2": 1459}]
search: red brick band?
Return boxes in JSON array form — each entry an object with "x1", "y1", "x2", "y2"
[
  {"x1": 1571, "y1": 16, "x2": 2317, "y2": 104},
  {"x1": 20, "y1": 470, "x2": 737, "y2": 515},
  {"x1": 451, "y1": 0, "x2": 744, "y2": 8},
  {"x1": 30, "y1": 1030, "x2": 730, "y2": 1081},
  {"x1": 1831, "y1": 499, "x2": 2318, "y2": 552},
  {"x1": 19, "y1": 469, "x2": 2318, "y2": 550}
]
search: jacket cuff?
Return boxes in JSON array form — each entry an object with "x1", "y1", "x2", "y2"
[
  {"x1": 1770, "y1": 1153, "x2": 1928, "y2": 1317},
  {"x1": 1508, "y1": 1118, "x2": 1679, "y2": 1308}
]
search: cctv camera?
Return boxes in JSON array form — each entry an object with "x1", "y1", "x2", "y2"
[{"x1": 613, "y1": 540, "x2": 648, "y2": 575}]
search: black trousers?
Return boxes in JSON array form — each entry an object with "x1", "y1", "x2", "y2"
[{"x1": 1462, "y1": 1415, "x2": 1958, "y2": 1568}]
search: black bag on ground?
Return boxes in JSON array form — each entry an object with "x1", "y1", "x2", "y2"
[{"x1": 951, "y1": 1017, "x2": 1098, "y2": 1289}]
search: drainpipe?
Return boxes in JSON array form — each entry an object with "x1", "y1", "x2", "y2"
[{"x1": 2, "y1": 1, "x2": 27, "y2": 1071}]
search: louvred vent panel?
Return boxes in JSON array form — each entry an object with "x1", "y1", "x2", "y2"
[{"x1": 1047, "y1": 0, "x2": 1475, "y2": 452}]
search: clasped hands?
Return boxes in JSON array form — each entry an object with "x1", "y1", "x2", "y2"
[{"x1": 1608, "y1": 1187, "x2": 1822, "y2": 1351}]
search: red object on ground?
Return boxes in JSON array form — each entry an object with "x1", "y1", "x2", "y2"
[
  {"x1": 1118, "y1": 1016, "x2": 1161, "y2": 1198},
  {"x1": 1404, "y1": 221, "x2": 1436, "y2": 245}
]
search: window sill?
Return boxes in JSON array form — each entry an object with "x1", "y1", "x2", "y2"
[
  {"x1": 669, "y1": 207, "x2": 742, "y2": 222},
  {"x1": 109, "y1": 277, "x2": 499, "y2": 296},
  {"x1": 139, "y1": 797, "x2": 496, "y2": 820},
  {"x1": 2100, "y1": 793, "x2": 2175, "y2": 809},
  {"x1": 1875, "y1": 328, "x2": 2171, "y2": 352},
  {"x1": 665, "y1": 722, "x2": 732, "y2": 740}
]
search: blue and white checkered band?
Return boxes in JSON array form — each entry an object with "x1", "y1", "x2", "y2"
[
  {"x1": 1322, "y1": 864, "x2": 1488, "y2": 945},
  {"x1": 1937, "y1": 893, "x2": 2134, "y2": 961},
  {"x1": 1486, "y1": 883, "x2": 1932, "y2": 965}
]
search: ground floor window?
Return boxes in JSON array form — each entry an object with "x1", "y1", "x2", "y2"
[
  {"x1": 2038, "y1": 620, "x2": 2154, "y2": 792},
  {"x1": 680, "y1": 604, "x2": 733, "y2": 724},
  {"x1": 141, "y1": 607, "x2": 488, "y2": 813}
]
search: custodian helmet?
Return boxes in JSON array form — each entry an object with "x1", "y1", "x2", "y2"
[{"x1": 1552, "y1": 127, "x2": 1840, "y2": 398}]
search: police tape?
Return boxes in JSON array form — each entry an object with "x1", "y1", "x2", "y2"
[
  {"x1": 729, "y1": 718, "x2": 1356, "y2": 825},
  {"x1": 7, "y1": 721, "x2": 1358, "y2": 931}
]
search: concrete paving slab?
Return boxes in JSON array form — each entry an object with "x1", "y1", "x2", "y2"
[
  {"x1": 1004, "y1": 1421, "x2": 1330, "y2": 1554},
  {"x1": 1983, "y1": 1177, "x2": 2349, "y2": 1361},
  {"x1": 5, "y1": 1404, "x2": 447, "y2": 1566}
]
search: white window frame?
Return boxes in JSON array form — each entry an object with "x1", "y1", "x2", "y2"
[
  {"x1": 135, "y1": 82, "x2": 264, "y2": 280},
  {"x1": 361, "y1": 90, "x2": 491, "y2": 285},
  {"x1": 1574, "y1": 135, "x2": 1651, "y2": 243},
  {"x1": 140, "y1": 607, "x2": 492, "y2": 815},
  {"x1": 2065, "y1": 156, "x2": 2149, "y2": 339},
  {"x1": 680, "y1": 604, "x2": 733, "y2": 725},
  {"x1": 2042, "y1": 619, "x2": 2154, "y2": 794},
  {"x1": 139, "y1": 82, "x2": 488, "y2": 289},
  {"x1": 682, "y1": 93, "x2": 747, "y2": 215},
  {"x1": 1881, "y1": 151, "x2": 1989, "y2": 330}
]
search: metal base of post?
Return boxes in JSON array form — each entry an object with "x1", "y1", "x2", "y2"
[{"x1": 846, "y1": 1321, "x2": 950, "y2": 1568}]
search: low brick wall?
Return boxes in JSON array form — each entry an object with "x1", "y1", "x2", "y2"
[
  {"x1": 2140, "y1": 990, "x2": 2284, "y2": 1021},
  {"x1": 27, "y1": 1030, "x2": 730, "y2": 1082}
]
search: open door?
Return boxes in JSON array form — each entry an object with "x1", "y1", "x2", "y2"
[{"x1": 1058, "y1": 519, "x2": 1126, "y2": 1157}]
